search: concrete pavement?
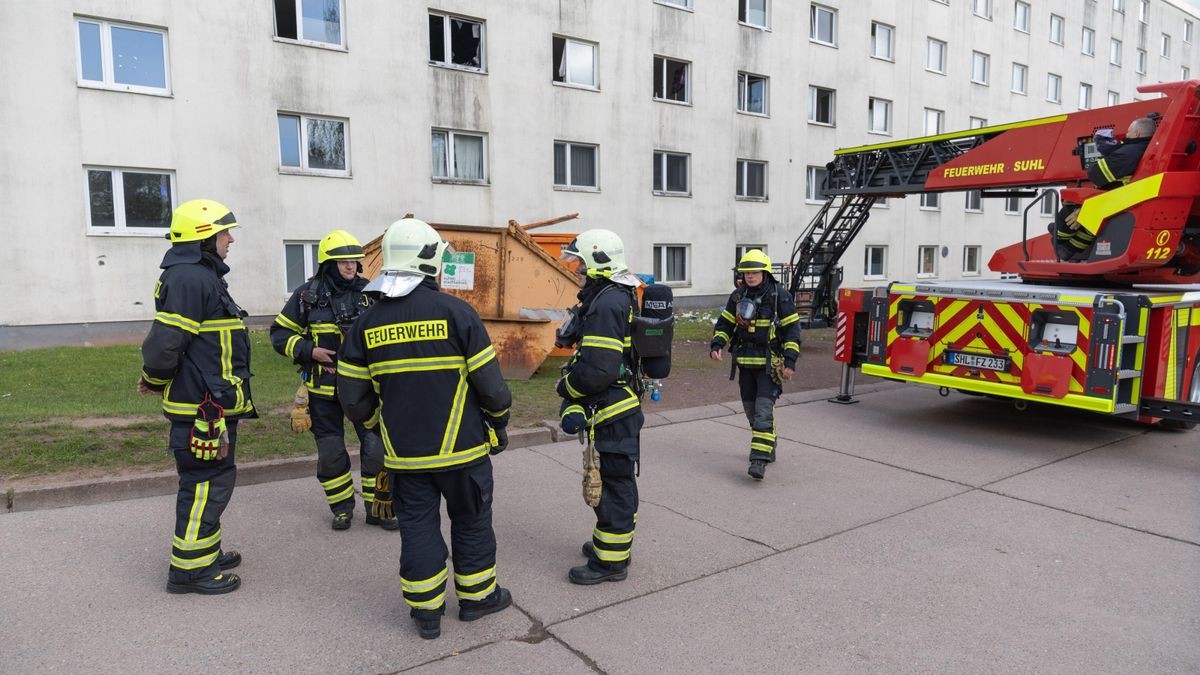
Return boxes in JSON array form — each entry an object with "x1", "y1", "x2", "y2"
[{"x1": 1, "y1": 383, "x2": 1197, "y2": 673}]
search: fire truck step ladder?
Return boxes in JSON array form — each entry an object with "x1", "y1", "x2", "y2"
[
  {"x1": 1111, "y1": 295, "x2": 1150, "y2": 416},
  {"x1": 788, "y1": 194, "x2": 878, "y2": 328}
]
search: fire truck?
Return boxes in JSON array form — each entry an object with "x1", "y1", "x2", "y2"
[{"x1": 788, "y1": 80, "x2": 1200, "y2": 428}]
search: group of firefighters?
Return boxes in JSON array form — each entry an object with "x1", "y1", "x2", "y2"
[{"x1": 136, "y1": 201, "x2": 803, "y2": 640}]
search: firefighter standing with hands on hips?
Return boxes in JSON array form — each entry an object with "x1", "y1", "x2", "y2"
[
  {"x1": 337, "y1": 218, "x2": 513, "y2": 640},
  {"x1": 709, "y1": 249, "x2": 802, "y2": 481},
  {"x1": 556, "y1": 229, "x2": 644, "y2": 585},
  {"x1": 270, "y1": 229, "x2": 398, "y2": 532},
  {"x1": 138, "y1": 199, "x2": 254, "y2": 595}
]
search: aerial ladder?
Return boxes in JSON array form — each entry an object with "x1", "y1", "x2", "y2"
[{"x1": 804, "y1": 80, "x2": 1200, "y2": 427}]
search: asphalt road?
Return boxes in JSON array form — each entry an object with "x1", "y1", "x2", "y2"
[{"x1": 1, "y1": 383, "x2": 1197, "y2": 674}]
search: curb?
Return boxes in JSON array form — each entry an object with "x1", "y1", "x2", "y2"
[{"x1": 3, "y1": 384, "x2": 900, "y2": 514}]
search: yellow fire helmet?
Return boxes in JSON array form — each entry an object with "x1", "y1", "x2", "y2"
[
  {"x1": 169, "y1": 199, "x2": 239, "y2": 243},
  {"x1": 736, "y1": 249, "x2": 772, "y2": 273},
  {"x1": 317, "y1": 229, "x2": 364, "y2": 263}
]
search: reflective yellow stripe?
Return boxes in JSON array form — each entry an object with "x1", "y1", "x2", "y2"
[
  {"x1": 173, "y1": 528, "x2": 220, "y2": 551},
  {"x1": 439, "y1": 373, "x2": 469, "y2": 455},
  {"x1": 364, "y1": 407, "x2": 380, "y2": 429},
  {"x1": 321, "y1": 473, "x2": 352, "y2": 490},
  {"x1": 779, "y1": 313, "x2": 800, "y2": 326},
  {"x1": 835, "y1": 113, "x2": 1068, "y2": 155},
  {"x1": 306, "y1": 382, "x2": 335, "y2": 397},
  {"x1": 456, "y1": 580, "x2": 497, "y2": 601},
  {"x1": 274, "y1": 312, "x2": 304, "y2": 333},
  {"x1": 1076, "y1": 173, "x2": 1165, "y2": 235},
  {"x1": 369, "y1": 356, "x2": 466, "y2": 376},
  {"x1": 483, "y1": 406, "x2": 509, "y2": 419},
  {"x1": 467, "y1": 345, "x2": 496, "y2": 372},
  {"x1": 185, "y1": 481, "x2": 209, "y2": 541},
  {"x1": 561, "y1": 404, "x2": 585, "y2": 417},
  {"x1": 580, "y1": 335, "x2": 624, "y2": 351},
  {"x1": 751, "y1": 431, "x2": 776, "y2": 440},
  {"x1": 1097, "y1": 158, "x2": 1117, "y2": 184},
  {"x1": 737, "y1": 357, "x2": 767, "y2": 366},
  {"x1": 720, "y1": 310, "x2": 736, "y2": 323},
  {"x1": 199, "y1": 318, "x2": 246, "y2": 332},
  {"x1": 593, "y1": 390, "x2": 640, "y2": 426},
  {"x1": 406, "y1": 593, "x2": 446, "y2": 610},
  {"x1": 564, "y1": 377, "x2": 586, "y2": 399},
  {"x1": 593, "y1": 528, "x2": 634, "y2": 544},
  {"x1": 783, "y1": 341, "x2": 800, "y2": 352},
  {"x1": 714, "y1": 331, "x2": 730, "y2": 343},
  {"x1": 454, "y1": 566, "x2": 496, "y2": 586},
  {"x1": 594, "y1": 548, "x2": 630, "y2": 562},
  {"x1": 309, "y1": 322, "x2": 341, "y2": 334},
  {"x1": 750, "y1": 442, "x2": 775, "y2": 452},
  {"x1": 141, "y1": 370, "x2": 170, "y2": 386},
  {"x1": 284, "y1": 334, "x2": 302, "y2": 359},
  {"x1": 170, "y1": 551, "x2": 219, "y2": 570},
  {"x1": 383, "y1": 443, "x2": 490, "y2": 471},
  {"x1": 337, "y1": 360, "x2": 372, "y2": 380},
  {"x1": 401, "y1": 568, "x2": 448, "y2": 593},
  {"x1": 155, "y1": 312, "x2": 200, "y2": 334}
]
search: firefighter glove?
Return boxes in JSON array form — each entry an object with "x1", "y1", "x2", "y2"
[
  {"x1": 488, "y1": 426, "x2": 509, "y2": 456},
  {"x1": 190, "y1": 394, "x2": 229, "y2": 461}
]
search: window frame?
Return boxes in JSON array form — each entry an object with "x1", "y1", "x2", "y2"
[
  {"x1": 1110, "y1": 38, "x2": 1123, "y2": 66},
  {"x1": 1004, "y1": 195, "x2": 1021, "y2": 214},
  {"x1": 808, "y1": 85, "x2": 836, "y2": 126},
  {"x1": 431, "y1": 128, "x2": 489, "y2": 184},
  {"x1": 1136, "y1": 48, "x2": 1148, "y2": 74},
  {"x1": 83, "y1": 165, "x2": 176, "y2": 236},
  {"x1": 969, "y1": 116, "x2": 988, "y2": 129},
  {"x1": 1138, "y1": 0, "x2": 1150, "y2": 23},
  {"x1": 552, "y1": 35, "x2": 599, "y2": 89},
  {"x1": 1049, "y1": 14, "x2": 1065, "y2": 45},
  {"x1": 737, "y1": 72, "x2": 769, "y2": 116},
  {"x1": 653, "y1": 55, "x2": 691, "y2": 104},
  {"x1": 919, "y1": 192, "x2": 941, "y2": 210},
  {"x1": 917, "y1": 245, "x2": 939, "y2": 278},
  {"x1": 655, "y1": 0, "x2": 694, "y2": 9},
  {"x1": 1046, "y1": 73, "x2": 1062, "y2": 103},
  {"x1": 653, "y1": 150, "x2": 691, "y2": 196},
  {"x1": 652, "y1": 244, "x2": 691, "y2": 285},
  {"x1": 74, "y1": 17, "x2": 171, "y2": 95},
  {"x1": 809, "y1": 3, "x2": 837, "y2": 46},
  {"x1": 1011, "y1": 62, "x2": 1028, "y2": 94},
  {"x1": 273, "y1": 0, "x2": 346, "y2": 49},
  {"x1": 1013, "y1": 1, "x2": 1031, "y2": 33},
  {"x1": 805, "y1": 165, "x2": 828, "y2": 203},
  {"x1": 965, "y1": 190, "x2": 983, "y2": 212},
  {"x1": 870, "y1": 21, "x2": 895, "y2": 61},
  {"x1": 868, "y1": 96, "x2": 892, "y2": 135},
  {"x1": 864, "y1": 245, "x2": 887, "y2": 279},
  {"x1": 1183, "y1": 66, "x2": 1192, "y2": 80},
  {"x1": 1079, "y1": 82, "x2": 1093, "y2": 110},
  {"x1": 973, "y1": 0, "x2": 993, "y2": 19},
  {"x1": 553, "y1": 141, "x2": 599, "y2": 191},
  {"x1": 1039, "y1": 189, "x2": 1058, "y2": 216},
  {"x1": 1186, "y1": 19, "x2": 1194, "y2": 44},
  {"x1": 1082, "y1": 27, "x2": 1096, "y2": 56},
  {"x1": 735, "y1": 159, "x2": 769, "y2": 200},
  {"x1": 1161, "y1": 33, "x2": 1172, "y2": 57},
  {"x1": 963, "y1": 246, "x2": 982, "y2": 276},
  {"x1": 924, "y1": 108, "x2": 945, "y2": 135},
  {"x1": 972, "y1": 51, "x2": 991, "y2": 85},
  {"x1": 739, "y1": 0, "x2": 770, "y2": 29},
  {"x1": 736, "y1": 244, "x2": 768, "y2": 269},
  {"x1": 1107, "y1": 90, "x2": 1121, "y2": 106},
  {"x1": 428, "y1": 11, "x2": 486, "y2": 72},
  {"x1": 1113, "y1": 0, "x2": 1125, "y2": 13},
  {"x1": 926, "y1": 37, "x2": 947, "y2": 74},
  {"x1": 278, "y1": 112, "x2": 351, "y2": 177},
  {"x1": 283, "y1": 241, "x2": 320, "y2": 294}
]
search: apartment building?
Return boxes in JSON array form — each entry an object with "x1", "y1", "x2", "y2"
[{"x1": 2, "y1": 0, "x2": 1198, "y2": 338}]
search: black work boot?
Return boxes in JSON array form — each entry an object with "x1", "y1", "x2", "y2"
[
  {"x1": 411, "y1": 608, "x2": 443, "y2": 640},
  {"x1": 748, "y1": 459, "x2": 767, "y2": 481},
  {"x1": 166, "y1": 573, "x2": 241, "y2": 595},
  {"x1": 568, "y1": 563, "x2": 628, "y2": 585},
  {"x1": 365, "y1": 514, "x2": 400, "y2": 530},
  {"x1": 582, "y1": 541, "x2": 632, "y2": 566},
  {"x1": 331, "y1": 512, "x2": 352, "y2": 530},
  {"x1": 216, "y1": 550, "x2": 241, "y2": 570},
  {"x1": 458, "y1": 586, "x2": 513, "y2": 622}
]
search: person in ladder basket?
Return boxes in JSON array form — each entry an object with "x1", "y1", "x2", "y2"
[
  {"x1": 337, "y1": 218, "x2": 513, "y2": 640},
  {"x1": 556, "y1": 229, "x2": 645, "y2": 585},
  {"x1": 270, "y1": 229, "x2": 398, "y2": 532},
  {"x1": 709, "y1": 249, "x2": 802, "y2": 481},
  {"x1": 137, "y1": 199, "x2": 254, "y2": 595}
]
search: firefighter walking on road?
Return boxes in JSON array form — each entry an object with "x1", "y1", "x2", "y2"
[
  {"x1": 709, "y1": 249, "x2": 801, "y2": 481},
  {"x1": 337, "y1": 218, "x2": 514, "y2": 640},
  {"x1": 556, "y1": 229, "x2": 645, "y2": 585},
  {"x1": 270, "y1": 229, "x2": 398, "y2": 531},
  {"x1": 138, "y1": 199, "x2": 254, "y2": 595}
]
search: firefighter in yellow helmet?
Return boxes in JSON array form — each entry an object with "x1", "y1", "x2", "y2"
[
  {"x1": 709, "y1": 249, "x2": 802, "y2": 481},
  {"x1": 138, "y1": 199, "x2": 253, "y2": 595},
  {"x1": 270, "y1": 229, "x2": 398, "y2": 531},
  {"x1": 337, "y1": 218, "x2": 513, "y2": 640}
]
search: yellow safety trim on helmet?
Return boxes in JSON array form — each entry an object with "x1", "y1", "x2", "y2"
[
  {"x1": 1096, "y1": 158, "x2": 1118, "y2": 185},
  {"x1": 467, "y1": 345, "x2": 496, "y2": 372},
  {"x1": 1076, "y1": 173, "x2": 1165, "y2": 235},
  {"x1": 456, "y1": 580, "x2": 497, "y2": 601},
  {"x1": 720, "y1": 310, "x2": 736, "y2": 323},
  {"x1": 337, "y1": 360, "x2": 372, "y2": 380},
  {"x1": 185, "y1": 481, "x2": 209, "y2": 541},
  {"x1": 454, "y1": 566, "x2": 496, "y2": 586},
  {"x1": 173, "y1": 529, "x2": 221, "y2": 551},
  {"x1": 835, "y1": 113, "x2": 1068, "y2": 155},
  {"x1": 779, "y1": 313, "x2": 800, "y2": 326},
  {"x1": 382, "y1": 442, "x2": 490, "y2": 471},
  {"x1": 580, "y1": 335, "x2": 625, "y2": 351},
  {"x1": 274, "y1": 312, "x2": 305, "y2": 333},
  {"x1": 141, "y1": 370, "x2": 171, "y2": 386},
  {"x1": 401, "y1": 567, "x2": 449, "y2": 593},
  {"x1": 439, "y1": 373, "x2": 469, "y2": 456},
  {"x1": 593, "y1": 528, "x2": 634, "y2": 544},
  {"x1": 155, "y1": 312, "x2": 200, "y2": 334},
  {"x1": 170, "y1": 551, "x2": 219, "y2": 570},
  {"x1": 369, "y1": 355, "x2": 467, "y2": 376}
]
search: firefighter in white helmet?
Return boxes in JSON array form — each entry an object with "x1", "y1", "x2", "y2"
[{"x1": 337, "y1": 218, "x2": 513, "y2": 640}]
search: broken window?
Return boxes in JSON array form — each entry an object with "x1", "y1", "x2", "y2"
[
  {"x1": 653, "y1": 56, "x2": 690, "y2": 103},
  {"x1": 429, "y1": 12, "x2": 484, "y2": 70}
]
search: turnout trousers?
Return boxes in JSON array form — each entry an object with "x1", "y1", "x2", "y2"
[
  {"x1": 168, "y1": 419, "x2": 238, "y2": 584},
  {"x1": 309, "y1": 395, "x2": 386, "y2": 515},
  {"x1": 738, "y1": 366, "x2": 780, "y2": 463},
  {"x1": 392, "y1": 460, "x2": 499, "y2": 615},
  {"x1": 587, "y1": 412, "x2": 642, "y2": 571}
]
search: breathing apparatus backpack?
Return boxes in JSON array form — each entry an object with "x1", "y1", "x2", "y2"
[{"x1": 632, "y1": 283, "x2": 674, "y2": 379}]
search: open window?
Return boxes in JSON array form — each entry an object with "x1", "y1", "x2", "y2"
[
  {"x1": 429, "y1": 12, "x2": 484, "y2": 70},
  {"x1": 654, "y1": 56, "x2": 690, "y2": 103}
]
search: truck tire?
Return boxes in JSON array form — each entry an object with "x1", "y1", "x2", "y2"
[{"x1": 1160, "y1": 352, "x2": 1199, "y2": 430}]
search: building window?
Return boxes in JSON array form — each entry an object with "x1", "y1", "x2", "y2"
[
  {"x1": 963, "y1": 246, "x2": 982, "y2": 275},
  {"x1": 1079, "y1": 82, "x2": 1093, "y2": 110},
  {"x1": 1082, "y1": 27, "x2": 1095, "y2": 56},
  {"x1": 806, "y1": 165, "x2": 828, "y2": 202},
  {"x1": 654, "y1": 56, "x2": 690, "y2": 103},
  {"x1": 868, "y1": 97, "x2": 892, "y2": 134},
  {"x1": 920, "y1": 193, "x2": 940, "y2": 210},
  {"x1": 965, "y1": 190, "x2": 983, "y2": 212},
  {"x1": 810, "y1": 4, "x2": 837, "y2": 45},
  {"x1": 926, "y1": 38, "x2": 947, "y2": 73},
  {"x1": 278, "y1": 113, "x2": 349, "y2": 176},
  {"x1": 1049, "y1": 14, "x2": 1065, "y2": 44},
  {"x1": 736, "y1": 160, "x2": 768, "y2": 199},
  {"x1": 553, "y1": 36, "x2": 598, "y2": 88},
  {"x1": 84, "y1": 166, "x2": 174, "y2": 235},
  {"x1": 284, "y1": 241, "x2": 319, "y2": 292},
  {"x1": 973, "y1": 0, "x2": 992, "y2": 19},
  {"x1": 1161, "y1": 33, "x2": 1171, "y2": 57},
  {"x1": 653, "y1": 151, "x2": 690, "y2": 195},
  {"x1": 431, "y1": 129, "x2": 487, "y2": 183},
  {"x1": 1138, "y1": 0, "x2": 1149, "y2": 23},
  {"x1": 1110, "y1": 38, "x2": 1123, "y2": 66},
  {"x1": 75, "y1": 17, "x2": 169, "y2": 94},
  {"x1": 917, "y1": 245, "x2": 938, "y2": 277},
  {"x1": 1004, "y1": 195, "x2": 1021, "y2": 213},
  {"x1": 1183, "y1": 66, "x2": 1192, "y2": 80},
  {"x1": 808, "y1": 86, "x2": 836, "y2": 125},
  {"x1": 653, "y1": 244, "x2": 689, "y2": 284},
  {"x1": 924, "y1": 108, "x2": 944, "y2": 135},
  {"x1": 1046, "y1": 73, "x2": 1062, "y2": 102},
  {"x1": 554, "y1": 141, "x2": 598, "y2": 189},
  {"x1": 1186, "y1": 19, "x2": 1194, "y2": 43},
  {"x1": 657, "y1": 0, "x2": 693, "y2": 8},
  {"x1": 1136, "y1": 48, "x2": 1148, "y2": 73},
  {"x1": 1011, "y1": 63, "x2": 1027, "y2": 94},
  {"x1": 1107, "y1": 90, "x2": 1120, "y2": 106},
  {"x1": 970, "y1": 116, "x2": 988, "y2": 129},
  {"x1": 740, "y1": 0, "x2": 769, "y2": 28},
  {"x1": 871, "y1": 22, "x2": 895, "y2": 60},
  {"x1": 737, "y1": 72, "x2": 769, "y2": 115},
  {"x1": 1113, "y1": 0, "x2": 1125, "y2": 12},
  {"x1": 1039, "y1": 189, "x2": 1058, "y2": 216},
  {"x1": 1014, "y1": 1, "x2": 1030, "y2": 32},
  {"x1": 274, "y1": 0, "x2": 344, "y2": 47},
  {"x1": 972, "y1": 51, "x2": 990, "y2": 84},
  {"x1": 864, "y1": 246, "x2": 887, "y2": 278},
  {"x1": 428, "y1": 12, "x2": 485, "y2": 71}
]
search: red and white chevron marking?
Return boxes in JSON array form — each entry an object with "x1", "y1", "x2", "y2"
[{"x1": 834, "y1": 311, "x2": 849, "y2": 362}]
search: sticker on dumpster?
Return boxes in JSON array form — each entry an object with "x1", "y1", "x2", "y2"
[{"x1": 442, "y1": 251, "x2": 475, "y2": 290}]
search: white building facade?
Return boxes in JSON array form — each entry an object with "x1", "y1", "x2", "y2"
[{"x1": 3, "y1": 0, "x2": 1199, "y2": 336}]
